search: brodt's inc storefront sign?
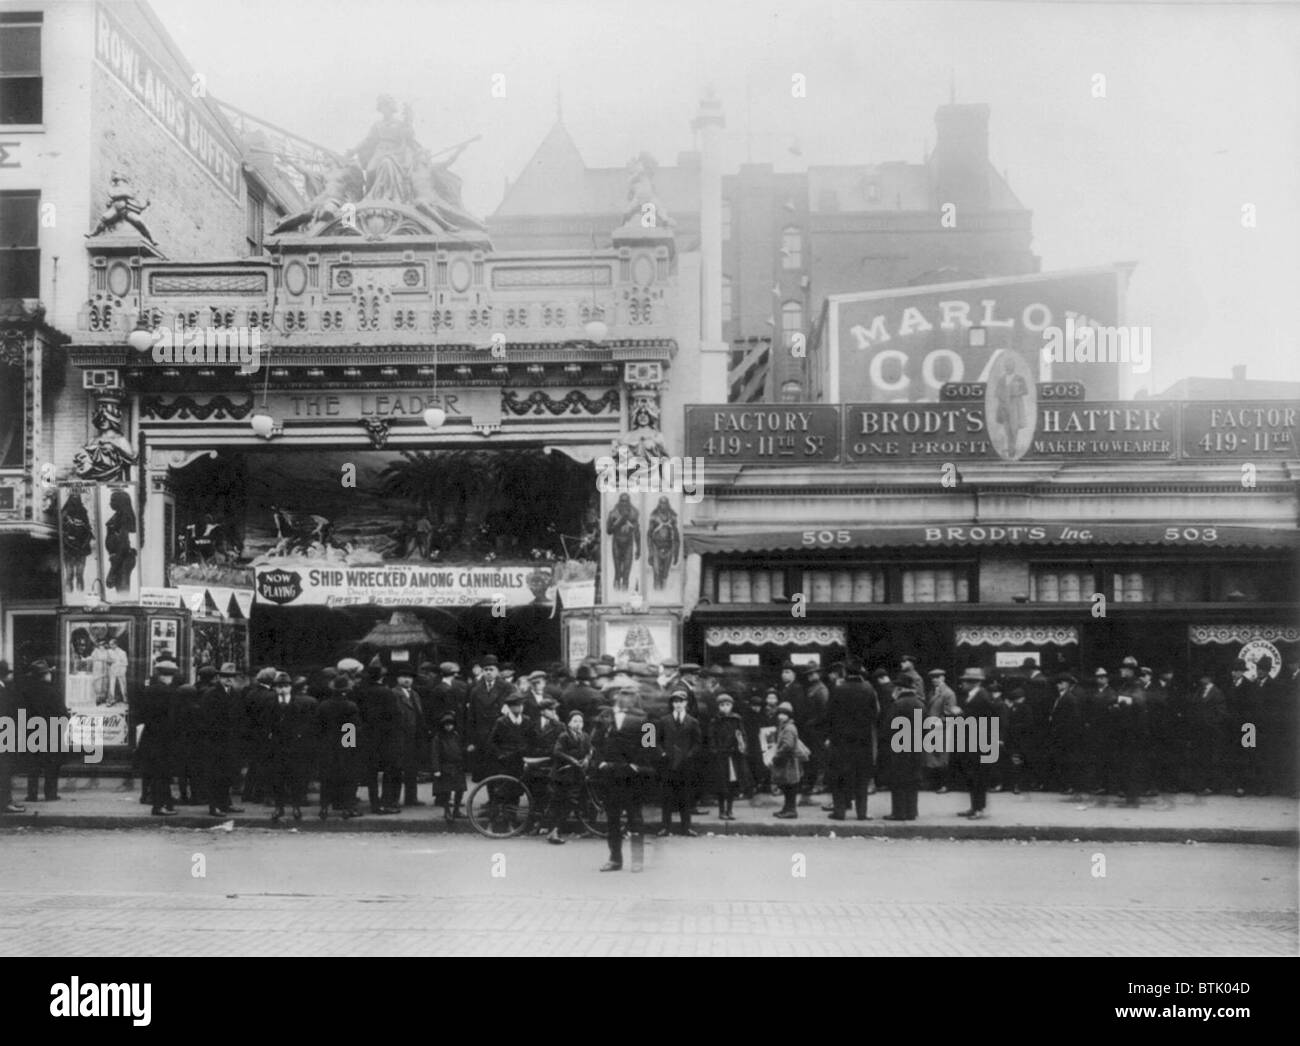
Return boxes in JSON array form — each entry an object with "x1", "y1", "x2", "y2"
[{"x1": 255, "y1": 563, "x2": 556, "y2": 608}]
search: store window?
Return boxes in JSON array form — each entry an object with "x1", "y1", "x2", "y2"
[
  {"x1": 0, "y1": 13, "x2": 42, "y2": 126},
  {"x1": 781, "y1": 226, "x2": 802, "y2": 269},
  {"x1": 1031, "y1": 565, "x2": 1099, "y2": 602},
  {"x1": 246, "y1": 189, "x2": 265, "y2": 255},
  {"x1": 0, "y1": 356, "x2": 23, "y2": 468},
  {"x1": 0, "y1": 190, "x2": 40, "y2": 298},
  {"x1": 900, "y1": 567, "x2": 969, "y2": 603},
  {"x1": 1111, "y1": 564, "x2": 1205, "y2": 604}
]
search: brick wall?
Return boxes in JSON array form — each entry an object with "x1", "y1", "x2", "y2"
[{"x1": 90, "y1": 64, "x2": 245, "y2": 262}]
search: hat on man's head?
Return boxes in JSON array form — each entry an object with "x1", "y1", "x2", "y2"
[
  {"x1": 439, "y1": 661, "x2": 459, "y2": 675},
  {"x1": 780, "y1": 660, "x2": 797, "y2": 671},
  {"x1": 481, "y1": 655, "x2": 499, "y2": 667},
  {"x1": 218, "y1": 662, "x2": 238, "y2": 677},
  {"x1": 500, "y1": 662, "x2": 516, "y2": 674},
  {"x1": 892, "y1": 687, "x2": 917, "y2": 700},
  {"x1": 197, "y1": 665, "x2": 218, "y2": 681},
  {"x1": 844, "y1": 657, "x2": 865, "y2": 677},
  {"x1": 393, "y1": 665, "x2": 415, "y2": 679},
  {"x1": 1121, "y1": 655, "x2": 1139, "y2": 669},
  {"x1": 1053, "y1": 673, "x2": 1078, "y2": 686},
  {"x1": 1093, "y1": 667, "x2": 1109, "y2": 678},
  {"x1": 960, "y1": 667, "x2": 986, "y2": 682},
  {"x1": 716, "y1": 693, "x2": 735, "y2": 707},
  {"x1": 154, "y1": 660, "x2": 179, "y2": 676},
  {"x1": 539, "y1": 696, "x2": 559, "y2": 710},
  {"x1": 440, "y1": 713, "x2": 458, "y2": 726},
  {"x1": 576, "y1": 665, "x2": 594, "y2": 682},
  {"x1": 660, "y1": 658, "x2": 680, "y2": 671},
  {"x1": 1138, "y1": 666, "x2": 1154, "y2": 676},
  {"x1": 870, "y1": 668, "x2": 891, "y2": 683},
  {"x1": 680, "y1": 662, "x2": 702, "y2": 675},
  {"x1": 330, "y1": 676, "x2": 352, "y2": 692},
  {"x1": 527, "y1": 670, "x2": 548, "y2": 682},
  {"x1": 28, "y1": 659, "x2": 53, "y2": 675},
  {"x1": 321, "y1": 667, "x2": 339, "y2": 680},
  {"x1": 418, "y1": 661, "x2": 436, "y2": 674},
  {"x1": 273, "y1": 671, "x2": 292, "y2": 686},
  {"x1": 899, "y1": 654, "x2": 918, "y2": 665},
  {"x1": 799, "y1": 663, "x2": 820, "y2": 676},
  {"x1": 336, "y1": 657, "x2": 363, "y2": 675},
  {"x1": 927, "y1": 667, "x2": 947, "y2": 678},
  {"x1": 256, "y1": 667, "x2": 279, "y2": 685},
  {"x1": 1231, "y1": 659, "x2": 1248, "y2": 672},
  {"x1": 776, "y1": 701, "x2": 794, "y2": 715},
  {"x1": 669, "y1": 690, "x2": 688, "y2": 702},
  {"x1": 504, "y1": 693, "x2": 524, "y2": 706}
]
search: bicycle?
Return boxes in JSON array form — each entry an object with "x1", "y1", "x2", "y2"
[{"x1": 466, "y1": 755, "x2": 608, "y2": 839}]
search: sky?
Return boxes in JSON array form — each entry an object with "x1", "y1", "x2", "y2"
[{"x1": 150, "y1": 0, "x2": 1300, "y2": 392}]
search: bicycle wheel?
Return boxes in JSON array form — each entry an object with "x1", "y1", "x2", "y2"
[
  {"x1": 466, "y1": 775, "x2": 534, "y2": 839},
  {"x1": 576, "y1": 776, "x2": 609, "y2": 838}
]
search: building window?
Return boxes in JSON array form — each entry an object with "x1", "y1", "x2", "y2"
[
  {"x1": 0, "y1": 191, "x2": 40, "y2": 298},
  {"x1": 721, "y1": 274, "x2": 732, "y2": 320},
  {"x1": 0, "y1": 13, "x2": 42, "y2": 125},
  {"x1": 781, "y1": 226, "x2": 802, "y2": 269},
  {"x1": 245, "y1": 190, "x2": 265, "y2": 255},
  {"x1": 0, "y1": 359, "x2": 23, "y2": 468},
  {"x1": 721, "y1": 198, "x2": 731, "y2": 242},
  {"x1": 781, "y1": 300, "x2": 803, "y2": 345}
]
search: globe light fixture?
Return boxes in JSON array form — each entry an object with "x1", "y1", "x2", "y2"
[
  {"x1": 127, "y1": 315, "x2": 155, "y2": 353},
  {"x1": 584, "y1": 318, "x2": 608, "y2": 343},
  {"x1": 250, "y1": 409, "x2": 276, "y2": 439},
  {"x1": 422, "y1": 405, "x2": 446, "y2": 431}
]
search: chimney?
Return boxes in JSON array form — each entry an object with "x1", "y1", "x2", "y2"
[
  {"x1": 1231, "y1": 364, "x2": 1247, "y2": 382},
  {"x1": 933, "y1": 103, "x2": 990, "y2": 213}
]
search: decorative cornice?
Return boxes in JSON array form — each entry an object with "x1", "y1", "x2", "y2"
[
  {"x1": 956, "y1": 625, "x2": 1080, "y2": 647},
  {"x1": 1189, "y1": 624, "x2": 1300, "y2": 646},
  {"x1": 704, "y1": 624, "x2": 846, "y2": 648}
]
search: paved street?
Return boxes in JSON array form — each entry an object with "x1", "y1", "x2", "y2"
[{"x1": 0, "y1": 830, "x2": 1293, "y2": 956}]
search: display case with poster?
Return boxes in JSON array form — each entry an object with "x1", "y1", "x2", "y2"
[{"x1": 58, "y1": 606, "x2": 191, "y2": 752}]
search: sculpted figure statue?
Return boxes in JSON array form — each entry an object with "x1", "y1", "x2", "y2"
[
  {"x1": 72, "y1": 401, "x2": 137, "y2": 483},
  {"x1": 86, "y1": 171, "x2": 155, "y2": 244}
]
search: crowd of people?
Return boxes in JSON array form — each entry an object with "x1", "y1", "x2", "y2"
[{"x1": 0, "y1": 651, "x2": 1295, "y2": 855}]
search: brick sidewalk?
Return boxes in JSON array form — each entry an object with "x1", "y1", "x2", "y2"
[{"x1": 2, "y1": 776, "x2": 1296, "y2": 844}]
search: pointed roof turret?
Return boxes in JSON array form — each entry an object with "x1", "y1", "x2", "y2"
[{"x1": 494, "y1": 118, "x2": 590, "y2": 216}]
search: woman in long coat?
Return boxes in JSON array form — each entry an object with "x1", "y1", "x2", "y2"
[
  {"x1": 706, "y1": 694, "x2": 751, "y2": 819},
  {"x1": 771, "y1": 702, "x2": 805, "y2": 819}
]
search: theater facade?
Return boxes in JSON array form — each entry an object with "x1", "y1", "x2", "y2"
[{"x1": 57, "y1": 100, "x2": 709, "y2": 755}]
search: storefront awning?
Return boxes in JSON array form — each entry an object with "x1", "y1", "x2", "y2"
[{"x1": 684, "y1": 523, "x2": 1299, "y2": 555}]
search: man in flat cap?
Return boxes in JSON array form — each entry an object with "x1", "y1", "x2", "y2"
[
  {"x1": 897, "y1": 654, "x2": 924, "y2": 696},
  {"x1": 656, "y1": 689, "x2": 702, "y2": 837},
  {"x1": 422, "y1": 662, "x2": 466, "y2": 736},
  {"x1": 240, "y1": 667, "x2": 279, "y2": 804}
]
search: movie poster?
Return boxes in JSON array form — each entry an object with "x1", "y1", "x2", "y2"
[{"x1": 64, "y1": 615, "x2": 132, "y2": 746}]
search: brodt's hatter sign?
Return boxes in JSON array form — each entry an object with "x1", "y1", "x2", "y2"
[
  {"x1": 824, "y1": 268, "x2": 1126, "y2": 403},
  {"x1": 255, "y1": 563, "x2": 559, "y2": 608}
]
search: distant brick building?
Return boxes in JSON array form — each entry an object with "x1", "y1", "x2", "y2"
[{"x1": 494, "y1": 102, "x2": 1039, "y2": 402}]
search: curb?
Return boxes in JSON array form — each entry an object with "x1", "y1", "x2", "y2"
[{"x1": 1, "y1": 814, "x2": 1294, "y2": 847}]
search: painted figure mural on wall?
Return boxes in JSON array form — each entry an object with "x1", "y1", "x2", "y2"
[
  {"x1": 646, "y1": 496, "x2": 681, "y2": 591},
  {"x1": 73, "y1": 401, "x2": 137, "y2": 483},
  {"x1": 605, "y1": 493, "x2": 641, "y2": 592},
  {"x1": 85, "y1": 171, "x2": 156, "y2": 244}
]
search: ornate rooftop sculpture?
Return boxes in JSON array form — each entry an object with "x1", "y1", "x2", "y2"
[{"x1": 271, "y1": 95, "x2": 488, "y2": 241}]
